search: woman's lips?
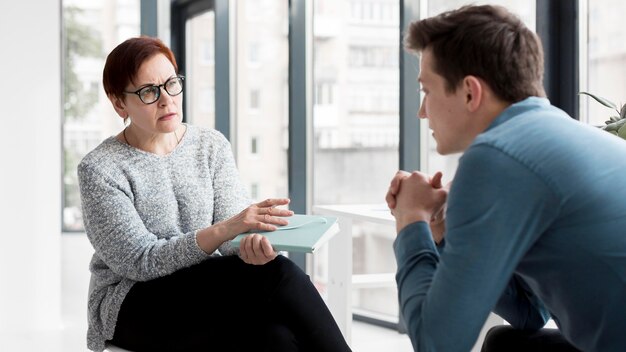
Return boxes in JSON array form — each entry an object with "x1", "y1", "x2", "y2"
[{"x1": 159, "y1": 113, "x2": 177, "y2": 121}]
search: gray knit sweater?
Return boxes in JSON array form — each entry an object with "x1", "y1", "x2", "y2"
[{"x1": 78, "y1": 125, "x2": 249, "y2": 351}]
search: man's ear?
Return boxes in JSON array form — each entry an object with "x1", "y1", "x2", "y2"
[
  {"x1": 463, "y1": 75, "x2": 483, "y2": 113},
  {"x1": 109, "y1": 95, "x2": 128, "y2": 119}
]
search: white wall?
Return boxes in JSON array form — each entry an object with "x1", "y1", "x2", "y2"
[{"x1": 0, "y1": 0, "x2": 63, "y2": 332}]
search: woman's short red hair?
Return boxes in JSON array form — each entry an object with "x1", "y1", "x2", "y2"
[{"x1": 102, "y1": 36, "x2": 178, "y2": 101}]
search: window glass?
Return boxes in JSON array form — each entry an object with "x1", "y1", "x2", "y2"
[
  {"x1": 62, "y1": 0, "x2": 140, "y2": 231},
  {"x1": 235, "y1": 0, "x2": 289, "y2": 203},
  {"x1": 185, "y1": 11, "x2": 216, "y2": 129},
  {"x1": 583, "y1": 0, "x2": 626, "y2": 126},
  {"x1": 312, "y1": 0, "x2": 400, "y2": 324}
]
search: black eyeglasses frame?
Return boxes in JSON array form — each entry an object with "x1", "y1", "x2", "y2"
[{"x1": 123, "y1": 75, "x2": 185, "y2": 105}]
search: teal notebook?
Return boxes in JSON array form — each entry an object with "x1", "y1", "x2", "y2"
[{"x1": 229, "y1": 214, "x2": 339, "y2": 253}]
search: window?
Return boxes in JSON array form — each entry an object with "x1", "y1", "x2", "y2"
[
  {"x1": 62, "y1": 0, "x2": 140, "y2": 231},
  {"x1": 250, "y1": 89, "x2": 260, "y2": 110},
  {"x1": 250, "y1": 183, "x2": 260, "y2": 200},
  {"x1": 199, "y1": 88, "x2": 215, "y2": 113},
  {"x1": 250, "y1": 136, "x2": 259, "y2": 155},
  {"x1": 349, "y1": 46, "x2": 398, "y2": 68},
  {"x1": 315, "y1": 82, "x2": 335, "y2": 106},
  {"x1": 185, "y1": 11, "x2": 216, "y2": 129},
  {"x1": 248, "y1": 42, "x2": 261, "y2": 66},
  {"x1": 200, "y1": 38, "x2": 214, "y2": 65},
  {"x1": 313, "y1": 0, "x2": 400, "y2": 325},
  {"x1": 235, "y1": 0, "x2": 289, "y2": 201},
  {"x1": 582, "y1": 0, "x2": 626, "y2": 126}
]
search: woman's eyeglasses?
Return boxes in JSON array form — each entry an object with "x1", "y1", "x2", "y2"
[{"x1": 124, "y1": 75, "x2": 185, "y2": 105}]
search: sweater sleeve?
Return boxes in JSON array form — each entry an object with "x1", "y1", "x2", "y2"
[
  {"x1": 208, "y1": 131, "x2": 251, "y2": 255},
  {"x1": 394, "y1": 145, "x2": 559, "y2": 351},
  {"x1": 209, "y1": 131, "x2": 250, "y2": 222},
  {"x1": 78, "y1": 161, "x2": 211, "y2": 282}
]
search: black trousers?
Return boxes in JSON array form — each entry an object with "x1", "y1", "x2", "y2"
[
  {"x1": 481, "y1": 325, "x2": 582, "y2": 352},
  {"x1": 110, "y1": 255, "x2": 351, "y2": 352}
]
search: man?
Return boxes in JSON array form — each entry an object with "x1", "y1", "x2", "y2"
[{"x1": 386, "y1": 5, "x2": 626, "y2": 352}]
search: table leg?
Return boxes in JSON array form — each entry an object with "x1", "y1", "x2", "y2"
[{"x1": 327, "y1": 216, "x2": 353, "y2": 343}]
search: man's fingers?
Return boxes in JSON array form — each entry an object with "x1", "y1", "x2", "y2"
[
  {"x1": 390, "y1": 170, "x2": 411, "y2": 194},
  {"x1": 387, "y1": 170, "x2": 412, "y2": 209},
  {"x1": 430, "y1": 171, "x2": 443, "y2": 189},
  {"x1": 385, "y1": 190, "x2": 397, "y2": 210}
]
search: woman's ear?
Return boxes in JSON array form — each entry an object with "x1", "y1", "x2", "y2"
[
  {"x1": 109, "y1": 95, "x2": 128, "y2": 119},
  {"x1": 463, "y1": 76, "x2": 483, "y2": 113}
]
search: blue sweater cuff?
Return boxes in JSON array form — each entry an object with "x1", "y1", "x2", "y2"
[{"x1": 393, "y1": 221, "x2": 438, "y2": 262}]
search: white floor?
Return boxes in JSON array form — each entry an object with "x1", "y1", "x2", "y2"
[{"x1": 0, "y1": 235, "x2": 413, "y2": 352}]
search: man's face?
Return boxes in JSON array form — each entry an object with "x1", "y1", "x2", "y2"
[{"x1": 418, "y1": 49, "x2": 471, "y2": 155}]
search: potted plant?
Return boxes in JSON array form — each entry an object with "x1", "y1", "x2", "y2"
[{"x1": 580, "y1": 92, "x2": 626, "y2": 140}]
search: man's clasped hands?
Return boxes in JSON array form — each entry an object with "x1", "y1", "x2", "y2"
[{"x1": 385, "y1": 171, "x2": 451, "y2": 244}]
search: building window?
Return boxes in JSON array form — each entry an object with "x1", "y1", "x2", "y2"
[
  {"x1": 199, "y1": 88, "x2": 214, "y2": 113},
  {"x1": 250, "y1": 183, "x2": 259, "y2": 200},
  {"x1": 315, "y1": 82, "x2": 335, "y2": 106},
  {"x1": 349, "y1": 46, "x2": 397, "y2": 68},
  {"x1": 200, "y1": 38, "x2": 214, "y2": 65},
  {"x1": 250, "y1": 136, "x2": 259, "y2": 155},
  {"x1": 248, "y1": 42, "x2": 260, "y2": 65},
  {"x1": 250, "y1": 89, "x2": 260, "y2": 110}
]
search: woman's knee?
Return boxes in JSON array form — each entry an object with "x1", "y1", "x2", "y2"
[
  {"x1": 269, "y1": 255, "x2": 307, "y2": 280},
  {"x1": 258, "y1": 323, "x2": 298, "y2": 352}
]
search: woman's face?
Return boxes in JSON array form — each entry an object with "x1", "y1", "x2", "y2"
[{"x1": 112, "y1": 53, "x2": 183, "y2": 135}]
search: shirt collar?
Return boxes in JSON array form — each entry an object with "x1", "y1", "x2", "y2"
[{"x1": 485, "y1": 96, "x2": 551, "y2": 132}]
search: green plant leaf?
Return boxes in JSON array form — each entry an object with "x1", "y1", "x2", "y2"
[
  {"x1": 618, "y1": 123, "x2": 626, "y2": 140},
  {"x1": 603, "y1": 118, "x2": 626, "y2": 132},
  {"x1": 620, "y1": 104, "x2": 626, "y2": 119},
  {"x1": 579, "y1": 92, "x2": 619, "y2": 113}
]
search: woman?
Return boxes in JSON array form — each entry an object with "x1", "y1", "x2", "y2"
[{"x1": 78, "y1": 36, "x2": 350, "y2": 352}]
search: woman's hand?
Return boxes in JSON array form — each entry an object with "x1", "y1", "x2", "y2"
[
  {"x1": 196, "y1": 198, "x2": 293, "y2": 255},
  {"x1": 239, "y1": 234, "x2": 277, "y2": 265},
  {"x1": 224, "y1": 198, "x2": 294, "y2": 240}
]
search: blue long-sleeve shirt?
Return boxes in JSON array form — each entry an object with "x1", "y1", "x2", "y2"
[{"x1": 394, "y1": 97, "x2": 626, "y2": 352}]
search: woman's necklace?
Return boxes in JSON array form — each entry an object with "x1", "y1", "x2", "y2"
[{"x1": 123, "y1": 127, "x2": 180, "y2": 149}]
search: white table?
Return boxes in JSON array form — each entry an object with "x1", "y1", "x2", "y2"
[
  {"x1": 313, "y1": 203, "x2": 501, "y2": 351},
  {"x1": 313, "y1": 204, "x2": 394, "y2": 344}
]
